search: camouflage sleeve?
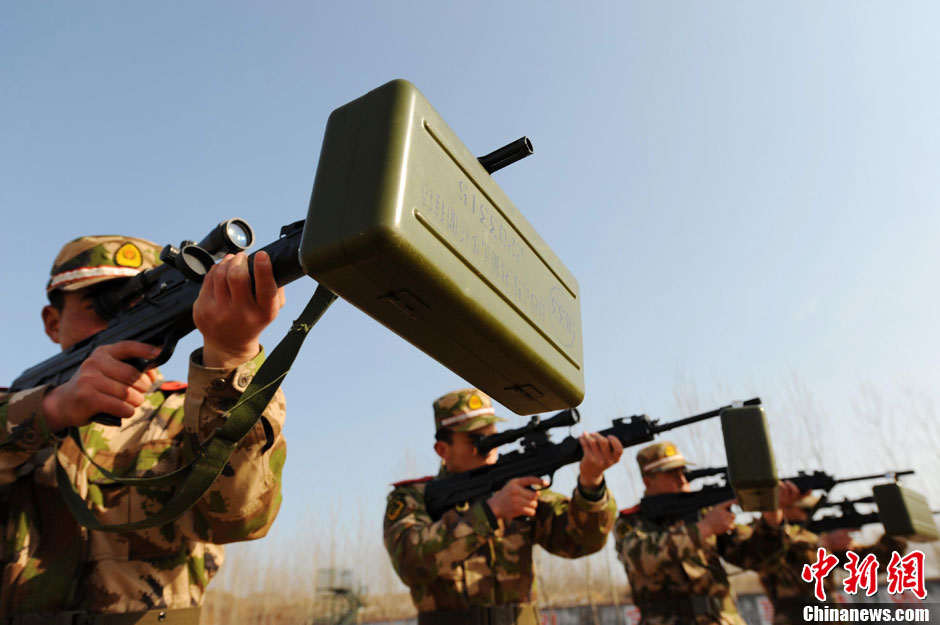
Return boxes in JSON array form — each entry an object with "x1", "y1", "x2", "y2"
[
  {"x1": 0, "y1": 386, "x2": 56, "y2": 486},
  {"x1": 531, "y1": 485, "x2": 617, "y2": 558},
  {"x1": 614, "y1": 514, "x2": 707, "y2": 577},
  {"x1": 718, "y1": 517, "x2": 786, "y2": 570},
  {"x1": 181, "y1": 347, "x2": 287, "y2": 544},
  {"x1": 753, "y1": 522, "x2": 820, "y2": 577},
  {"x1": 785, "y1": 523, "x2": 823, "y2": 558},
  {"x1": 383, "y1": 485, "x2": 494, "y2": 587}
]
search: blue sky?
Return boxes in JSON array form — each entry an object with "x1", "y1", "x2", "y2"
[{"x1": 3, "y1": 1, "x2": 938, "y2": 585}]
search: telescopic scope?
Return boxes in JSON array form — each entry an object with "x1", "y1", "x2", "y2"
[
  {"x1": 475, "y1": 408, "x2": 580, "y2": 455},
  {"x1": 91, "y1": 218, "x2": 255, "y2": 320},
  {"x1": 197, "y1": 218, "x2": 255, "y2": 257}
]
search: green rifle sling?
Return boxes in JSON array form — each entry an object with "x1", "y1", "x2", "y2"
[{"x1": 55, "y1": 284, "x2": 337, "y2": 532}]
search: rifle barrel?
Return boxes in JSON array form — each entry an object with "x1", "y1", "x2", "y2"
[
  {"x1": 684, "y1": 467, "x2": 728, "y2": 482},
  {"x1": 477, "y1": 137, "x2": 533, "y2": 174},
  {"x1": 836, "y1": 470, "x2": 914, "y2": 484},
  {"x1": 654, "y1": 397, "x2": 760, "y2": 434}
]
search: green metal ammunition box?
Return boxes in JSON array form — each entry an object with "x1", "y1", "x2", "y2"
[
  {"x1": 300, "y1": 79, "x2": 584, "y2": 414},
  {"x1": 721, "y1": 405, "x2": 779, "y2": 511},
  {"x1": 873, "y1": 483, "x2": 939, "y2": 541}
]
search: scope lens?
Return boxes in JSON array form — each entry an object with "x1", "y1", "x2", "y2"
[{"x1": 226, "y1": 222, "x2": 251, "y2": 248}]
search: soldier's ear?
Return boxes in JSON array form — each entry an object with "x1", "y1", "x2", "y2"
[
  {"x1": 42, "y1": 305, "x2": 61, "y2": 344},
  {"x1": 433, "y1": 440, "x2": 449, "y2": 462}
]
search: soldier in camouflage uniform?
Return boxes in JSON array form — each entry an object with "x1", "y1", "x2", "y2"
[
  {"x1": 0, "y1": 236, "x2": 287, "y2": 623},
  {"x1": 614, "y1": 441, "x2": 797, "y2": 625},
  {"x1": 384, "y1": 388, "x2": 623, "y2": 625},
  {"x1": 756, "y1": 492, "x2": 909, "y2": 625}
]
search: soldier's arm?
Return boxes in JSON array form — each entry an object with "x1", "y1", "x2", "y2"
[
  {"x1": 179, "y1": 347, "x2": 287, "y2": 544},
  {"x1": 531, "y1": 484, "x2": 617, "y2": 558},
  {"x1": 176, "y1": 249, "x2": 286, "y2": 543},
  {"x1": 0, "y1": 387, "x2": 56, "y2": 485},
  {"x1": 383, "y1": 485, "x2": 494, "y2": 587},
  {"x1": 615, "y1": 515, "x2": 708, "y2": 576},
  {"x1": 718, "y1": 517, "x2": 786, "y2": 570}
]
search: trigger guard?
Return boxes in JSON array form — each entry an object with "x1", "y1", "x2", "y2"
[{"x1": 146, "y1": 331, "x2": 184, "y2": 369}]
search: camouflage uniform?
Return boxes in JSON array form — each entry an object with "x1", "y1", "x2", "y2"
[
  {"x1": 757, "y1": 520, "x2": 908, "y2": 625},
  {"x1": 614, "y1": 442, "x2": 784, "y2": 625},
  {"x1": 383, "y1": 389, "x2": 617, "y2": 622},
  {"x1": 0, "y1": 236, "x2": 287, "y2": 618}
]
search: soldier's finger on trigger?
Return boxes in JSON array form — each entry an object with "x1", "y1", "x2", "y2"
[
  {"x1": 92, "y1": 376, "x2": 145, "y2": 407},
  {"x1": 96, "y1": 354, "x2": 152, "y2": 390}
]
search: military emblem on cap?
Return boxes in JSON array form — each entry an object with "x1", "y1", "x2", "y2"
[
  {"x1": 433, "y1": 388, "x2": 508, "y2": 433},
  {"x1": 115, "y1": 242, "x2": 144, "y2": 268},
  {"x1": 636, "y1": 440, "x2": 691, "y2": 474},
  {"x1": 47, "y1": 235, "x2": 162, "y2": 293}
]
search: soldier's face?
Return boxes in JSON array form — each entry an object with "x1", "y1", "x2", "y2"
[
  {"x1": 435, "y1": 424, "x2": 499, "y2": 473},
  {"x1": 42, "y1": 287, "x2": 110, "y2": 351},
  {"x1": 643, "y1": 468, "x2": 691, "y2": 495}
]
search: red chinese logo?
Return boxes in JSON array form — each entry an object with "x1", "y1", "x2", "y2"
[
  {"x1": 886, "y1": 550, "x2": 926, "y2": 600},
  {"x1": 842, "y1": 551, "x2": 879, "y2": 597},
  {"x1": 801, "y1": 548, "x2": 929, "y2": 602},
  {"x1": 801, "y1": 548, "x2": 840, "y2": 601}
]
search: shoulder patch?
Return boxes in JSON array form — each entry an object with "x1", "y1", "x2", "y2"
[
  {"x1": 391, "y1": 475, "x2": 433, "y2": 488},
  {"x1": 619, "y1": 505, "x2": 641, "y2": 517},
  {"x1": 386, "y1": 496, "x2": 407, "y2": 522},
  {"x1": 160, "y1": 381, "x2": 188, "y2": 392}
]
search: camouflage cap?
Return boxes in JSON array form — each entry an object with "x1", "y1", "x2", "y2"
[
  {"x1": 636, "y1": 441, "x2": 691, "y2": 475},
  {"x1": 47, "y1": 235, "x2": 162, "y2": 293},
  {"x1": 433, "y1": 388, "x2": 507, "y2": 433}
]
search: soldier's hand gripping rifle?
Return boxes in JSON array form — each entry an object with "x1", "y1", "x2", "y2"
[
  {"x1": 423, "y1": 398, "x2": 762, "y2": 522},
  {"x1": 10, "y1": 139, "x2": 534, "y2": 427},
  {"x1": 639, "y1": 468, "x2": 914, "y2": 524},
  {"x1": 9, "y1": 219, "x2": 312, "y2": 426}
]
